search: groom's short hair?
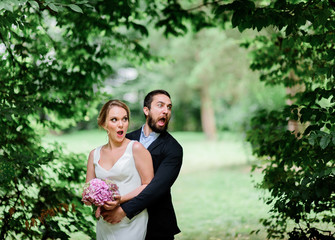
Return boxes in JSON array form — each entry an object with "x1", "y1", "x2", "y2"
[{"x1": 143, "y1": 89, "x2": 171, "y2": 109}]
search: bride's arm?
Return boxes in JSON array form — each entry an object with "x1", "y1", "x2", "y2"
[
  {"x1": 103, "y1": 142, "x2": 153, "y2": 209},
  {"x1": 84, "y1": 150, "x2": 102, "y2": 218},
  {"x1": 120, "y1": 142, "x2": 153, "y2": 203},
  {"x1": 85, "y1": 150, "x2": 96, "y2": 182}
]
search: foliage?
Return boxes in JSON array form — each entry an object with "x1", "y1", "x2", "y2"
[
  {"x1": 0, "y1": 0, "x2": 159, "y2": 238},
  {"x1": 3, "y1": 0, "x2": 335, "y2": 238},
  {"x1": 147, "y1": 0, "x2": 335, "y2": 238},
  {"x1": 215, "y1": 0, "x2": 335, "y2": 239}
]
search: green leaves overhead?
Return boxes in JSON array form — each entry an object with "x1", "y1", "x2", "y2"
[
  {"x1": 155, "y1": 2, "x2": 190, "y2": 36},
  {"x1": 28, "y1": 1, "x2": 39, "y2": 10},
  {"x1": 68, "y1": 4, "x2": 83, "y2": 13},
  {"x1": 0, "y1": 1, "x2": 85, "y2": 13}
]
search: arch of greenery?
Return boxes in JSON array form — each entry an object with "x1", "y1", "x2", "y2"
[{"x1": 1, "y1": 0, "x2": 334, "y2": 239}]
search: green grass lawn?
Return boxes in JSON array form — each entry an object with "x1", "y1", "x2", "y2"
[
  {"x1": 171, "y1": 132, "x2": 269, "y2": 240},
  {"x1": 45, "y1": 130, "x2": 269, "y2": 240},
  {"x1": 173, "y1": 164, "x2": 268, "y2": 240}
]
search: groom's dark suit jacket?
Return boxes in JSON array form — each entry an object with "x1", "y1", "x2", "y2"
[{"x1": 122, "y1": 128, "x2": 183, "y2": 239}]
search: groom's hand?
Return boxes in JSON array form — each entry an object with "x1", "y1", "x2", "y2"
[
  {"x1": 101, "y1": 206, "x2": 126, "y2": 224},
  {"x1": 102, "y1": 195, "x2": 121, "y2": 211}
]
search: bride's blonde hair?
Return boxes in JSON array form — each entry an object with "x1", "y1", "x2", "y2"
[{"x1": 97, "y1": 100, "x2": 130, "y2": 128}]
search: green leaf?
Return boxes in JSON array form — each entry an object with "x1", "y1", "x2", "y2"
[
  {"x1": 301, "y1": 177, "x2": 310, "y2": 187},
  {"x1": 131, "y1": 22, "x2": 149, "y2": 36},
  {"x1": 214, "y1": 5, "x2": 227, "y2": 16},
  {"x1": 28, "y1": 0, "x2": 39, "y2": 9},
  {"x1": 231, "y1": 11, "x2": 241, "y2": 28},
  {"x1": 0, "y1": 2, "x2": 13, "y2": 12},
  {"x1": 68, "y1": 4, "x2": 83, "y2": 13},
  {"x1": 308, "y1": 136, "x2": 316, "y2": 146},
  {"x1": 320, "y1": 134, "x2": 331, "y2": 149},
  {"x1": 326, "y1": 49, "x2": 335, "y2": 61},
  {"x1": 48, "y1": 3, "x2": 59, "y2": 12},
  {"x1": 274, "y1": 0, "x2": 286, "y2": 9}
]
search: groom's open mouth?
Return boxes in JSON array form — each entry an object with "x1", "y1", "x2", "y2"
[{"x1": 157, "y1": 117, "x2": 166, "y2": 127}]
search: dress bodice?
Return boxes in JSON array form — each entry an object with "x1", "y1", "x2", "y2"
[
  {"x1": 94, "y1": 140, "x2": 141, "y2": 196},
  {"x1": 93, "y1": 140, "x2": 148, "y2": 240}
]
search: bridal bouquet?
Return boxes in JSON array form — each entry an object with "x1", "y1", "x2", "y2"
[{"x1": 82, "y1": 178, "x2": 120, "y2": 207}]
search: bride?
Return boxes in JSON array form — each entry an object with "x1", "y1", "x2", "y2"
[{"x1": 84, "y1": 100, "x2": 153, "y2": 240}]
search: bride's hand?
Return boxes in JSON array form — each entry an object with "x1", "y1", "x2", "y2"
[
  {"x1": 102, "y1": 195, "x2": 121, "y2": 210},
  {"x1": 95, "y1": 206, "x2": 101, "y2": 219}
]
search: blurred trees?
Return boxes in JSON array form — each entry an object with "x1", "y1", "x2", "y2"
[
  {"x1": 111, "y1": 27, "x2": 286, "y2": 138},
  {"x1": 151, "y1": 27, "x2": 286, "y2": 138},
  {"x1": 148, "y1": 28, "x2": 260, "y2": 140}
]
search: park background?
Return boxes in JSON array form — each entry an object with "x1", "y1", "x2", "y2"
[{"x1": 1, "y1": 1, "x2": 335, "y2": 240}]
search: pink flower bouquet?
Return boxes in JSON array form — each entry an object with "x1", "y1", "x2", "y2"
[{"x1": 82, "y1": 178, "x2": 120, "y2": 207}]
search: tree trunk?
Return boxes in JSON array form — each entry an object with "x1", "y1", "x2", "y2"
[{"x1": 200, "y1": 84, "x2": 217, "y2": 140}]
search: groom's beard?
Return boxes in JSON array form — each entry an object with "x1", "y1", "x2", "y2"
[{"x1": 148, "y1": 113, "x2": 169, "y2": 133}]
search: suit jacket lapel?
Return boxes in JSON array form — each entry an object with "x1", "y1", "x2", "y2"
[
  {"x1": 133, "y1": 128, "x2": 141, "y2": 141},
  {"x1": 147, "y1": 131, "x2": 167, "y2": 152}
]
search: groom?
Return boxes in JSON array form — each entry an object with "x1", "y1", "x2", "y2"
[{"x1": 102, "y1": 89, "x2": 183, "y2": 240}]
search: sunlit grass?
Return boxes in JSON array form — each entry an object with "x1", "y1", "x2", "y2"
[
  {"x1": 44, "y1": 130, "x2": 269, "y2": 240},
  {"x1": 173, "y1": 164, "x2": 269, "y2": 240},
  {"x1": 172, "y1": 132, "x2": 255, "y2": 174}
]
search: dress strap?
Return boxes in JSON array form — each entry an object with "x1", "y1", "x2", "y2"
[
  {"x1": 128, "y1": 140, "x2": 137, "y2": 155},
  {"x1": 93, "y1": 145, "x2": 102, "y2": 165}
]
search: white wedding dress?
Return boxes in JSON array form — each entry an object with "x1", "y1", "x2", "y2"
[{"x1": 93, "y1": 141, "x2": 148, "y2": 240}]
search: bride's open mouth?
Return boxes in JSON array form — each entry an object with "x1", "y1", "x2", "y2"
[{"x1": 117, "y1": 130, "x2": 124, "y2": 137}]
